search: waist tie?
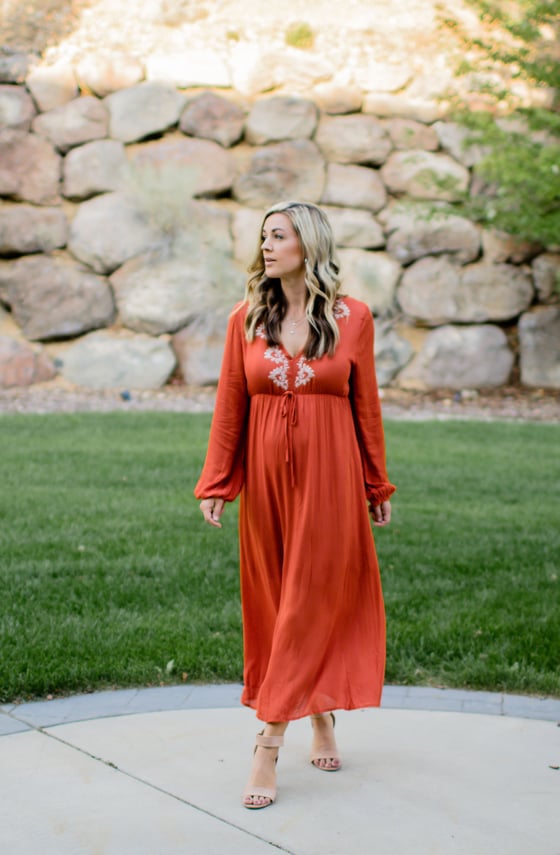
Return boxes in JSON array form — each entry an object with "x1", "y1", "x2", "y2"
[{"x1": 281, "y1": 391, "x2": 297, "y2": 487}]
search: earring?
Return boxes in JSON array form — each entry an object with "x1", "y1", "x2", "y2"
[{"x1": 304, "y1": 257, "x2": 308, "y2": 264}]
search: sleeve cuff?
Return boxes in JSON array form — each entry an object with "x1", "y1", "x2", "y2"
[{"x1": 367, "y1": 483, "x2": 397, "y2": 507}]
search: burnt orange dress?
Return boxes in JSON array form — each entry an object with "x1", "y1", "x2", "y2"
[{"x1": 194, "y1": 295, "x2": 396, "y2": 722}]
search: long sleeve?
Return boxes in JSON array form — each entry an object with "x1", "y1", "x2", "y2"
[
  {"x1": 194, "y1": 305, "x2": 249, "y2": 502},
  {"x1": 349, "y1": 306, "x2": 396, "y2": 507}
]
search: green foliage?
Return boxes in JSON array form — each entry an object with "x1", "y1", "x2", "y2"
[
  {"x1": 285, "y1": 21, "x2": 315, "y2": 50},
  {"x1": 417, "y1": 169, "x2": 465, "y2": 199},
  {"x1": 471, "y1": 139, "x2": 560, "y2": 244},
  {"x1": 446, "y1": 0, "x2": 560, "y2": 245},
  {"x1": 523, "y1": 107, "x2": 560, "y2": 135},
  {"x1": 465, "y1": 0, "x2": 560, "y2": 91},
  {"x1": 447, "y1": 111, "x2": 560, "y2": 245},
  {"x1": 1, "y1": 413, "x2": 559, "y2": 702}
]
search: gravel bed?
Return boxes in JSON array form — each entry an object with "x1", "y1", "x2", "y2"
[{"x1": 1, "y1": 383, "x2": 559, "y2": 422}]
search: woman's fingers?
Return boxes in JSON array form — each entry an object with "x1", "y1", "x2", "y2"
[
  {"x1": 211, "y1": 498, "x2": 225, "y2": 525},
  {"x1": 371, "y1": 500, "x2": 391, "y2": 527},
  {"x1": 200, "y1": 498, "x2": 225, "y2": 528}
]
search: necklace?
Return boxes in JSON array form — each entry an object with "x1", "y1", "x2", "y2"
[{"x1": 286, "y1": 315, "x2": 306, "y2": 335}]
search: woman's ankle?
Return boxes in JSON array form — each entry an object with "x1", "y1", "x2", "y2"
[{"x1": 262, "y1": 721, "x2": 289, "y2": 738}]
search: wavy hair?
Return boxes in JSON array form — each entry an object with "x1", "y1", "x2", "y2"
[{"x1": 244, "y1": 201, "x2": 342, "y2": 359}]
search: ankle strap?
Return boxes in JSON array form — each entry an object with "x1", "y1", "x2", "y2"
[{"x1": 256, "y1": 732, "x2": 284, "y2": 748}]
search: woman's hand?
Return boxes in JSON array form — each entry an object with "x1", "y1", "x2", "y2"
[
  {"x1": 370, "y1": 500, "x2": 391, "y2": 527},
  {"x1": 200, "y1": 498, "x2": 225, "y2": 528}
]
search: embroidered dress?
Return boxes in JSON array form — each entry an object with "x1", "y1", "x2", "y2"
[{"x1": 194, "y1": 296, "x2": 395, "y2": 722}]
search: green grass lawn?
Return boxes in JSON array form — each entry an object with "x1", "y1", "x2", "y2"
[{"x1": 1, "y1": 412, "x2": 558, "y2": 703}]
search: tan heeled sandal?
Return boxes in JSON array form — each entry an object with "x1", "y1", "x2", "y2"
[
  {"x1": 310, "y1": 712, "x2": 341, "y2": 771},
  {"x1": 242, "y1": 731, "x2": 284, "y2": 809}
]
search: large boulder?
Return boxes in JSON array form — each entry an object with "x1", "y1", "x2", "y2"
[
  {"x1": 399, "y1": 325, "x2": 514, "y2": 389},
  {"x1": 398, "y1": 258, "x2": 459, "y2": 323},
  {"x1": 172, "y1": 310, "x2": 230, "y2": 385},
  {"x1": 68, "y1": 191, "x2": 164, "y2": 275},
  {"x1": 0, "y1": 253, "x2": 115, "y2": 340},
  {"x1": 145, "y1": 50, "x2": 230, "y2": 88},
  {"x1": 353, "y1": 61, "x2": 412, "y2": 93},
  {"x1": 75, "y1": 52, "x2": 144, "y2": 97},
  {"x1": 104, "y1": 82, "x2": 184, "y2": 143},
  {"x1": 31, "y1": 96, "x2": 108, "y2": 153},
  {"x1": 230, "y1": 44, "x2": 333, "y2": 96},
  {"x1": 229, "y1": 43, "x2": 276, "y2": 96},
  {"x1": 232, "y1": 207, "x2": 265, "y2": 266},
  {"x1": 362, "y1": 93, "x2": 441, "y2": 124},
  {"x1": 179, "y1": 91, "x2": 245, "y2": 148},
  {"x1": 233, "y1": 140, "x2": 325, "y2": 208},
  {"x1": 481, "y1": 229, "x2": 542, "y2": 264},
  {"x1": 457, "y1": 262, "x2": 534, "y2": 320},
  {"x1": 0, "y1": 51, "x2": 36, "y2": 84},
  {"x1": 382, "y1": 202, "x2": 480, "y2": 265},
  {"x1": 0, "y1": 204, "x2": 68, "y2": 255},
  {"x1": 110, "y1": 243, "x2": 244, "y2": 336},
  {"x1": 178, "y1": 200, "x2": 234, "y2": 255},
  {"x1": 518, "y1": 306, "x2": 560, "y2": 388},
  {"x1": 321, "y1": 163, "x2": 387, "y2": 213},
  {"x1": 404, "y1": 63, "x2": 455, "y2": 103},
  {"x1": 373, "y1": 322, "x2": 414, "y2": 386},
  {"x1": 381, "y1": 150, "x2": 469, "y2": 201},
  {"x1": 398, "y1": 257, "x2": 534, "y2": 324},
  {"x1": 245, "y1": 96, "x2": 318, "y2": 145},
  {"x1": 311, "y1": 82, "x2": 363, "y2": 115},
  {"x1": 57, "y1": 330, "x2": 176, "y2": 389},
  {"x1": 62, "y1": 139, "x2": 129, "y2": 200},
  {"x1": 127, "y1": 134, "x2": 236, "y2": 198},
  {"x1": 0, "y1": 84, "x2": 36, "y2": 131},
  {"x1": 26, "y1": 62, "x2": 78, "y2": 112},
  {"x1": 323, "y1": 207, "x2": 384, "y2": 249},
  {"x1": 385, "y1": 117, "x2": 439, "y2": 151},
  {"x1": 315, "y1": 114, "x2": 392, "y2": 165},
  {"x1": 532, "y1": 253, "x2": 560, "y2": 301},
  {"x1": 0, "y1": 129, "x2": 61, "y2": 205},
  {"x1": 433, "y1": 120, "x2": 491, "y2": 168},
  {"x1": 338, "y1": 249, "x2": 401, "y2": 314},
  {"x1": 0, "y1": 335, "x2": 56, "y2": 387}
]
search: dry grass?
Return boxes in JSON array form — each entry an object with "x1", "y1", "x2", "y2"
[{"x1": 0, "y1": 0, "x2": 93, "y2": 54}]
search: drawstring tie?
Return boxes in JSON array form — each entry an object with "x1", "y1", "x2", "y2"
[{"x1": 281, "y1": 391, "x2": 297, "y2": 487}]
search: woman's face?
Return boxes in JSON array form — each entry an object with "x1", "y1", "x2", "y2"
[{"x1": 261, "y1": 213, "x2": 305, "y2": 279}]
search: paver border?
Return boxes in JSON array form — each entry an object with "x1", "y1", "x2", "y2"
[{"x1": 1, "y1": 684, "x2": 559, "y2": 737}]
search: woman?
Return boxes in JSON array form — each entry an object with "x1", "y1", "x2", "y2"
[{"x1": 195, "y1": 200, "x2": 395, "y2": 809}]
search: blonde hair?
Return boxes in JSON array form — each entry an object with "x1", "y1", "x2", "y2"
[{"x1": 244, "y1": 201, "x2": 342, "y2": 359}]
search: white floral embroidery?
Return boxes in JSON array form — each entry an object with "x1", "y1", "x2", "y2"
[
  {"x1": 333, "y1": 298, "x2": 350, "y2": 319},
  {"x1": 295, "y1": 356, "x2": 315, "y2": 388},
  {"x1": 264, "y1": 346, "x2": 289, "y2": 390},
  {"x1": 255, "y1": 323, "x2": 267, "y2": 339}
]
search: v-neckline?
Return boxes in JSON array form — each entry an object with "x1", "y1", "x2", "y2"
[{"x1": 278, "y1": 341, "x2": 304, "y2": 360}]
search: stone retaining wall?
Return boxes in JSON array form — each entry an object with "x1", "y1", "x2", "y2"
[{"x1": 0, "y1": 50, "x2": 559, "y2": 391}]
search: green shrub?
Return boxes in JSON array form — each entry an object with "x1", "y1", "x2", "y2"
[
  {"x1": 285, "y1": 21, "x2": 315, "y2": 50},
  {"x1": 442, "y1": 0, "x2": 560, "y2": 246}
]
